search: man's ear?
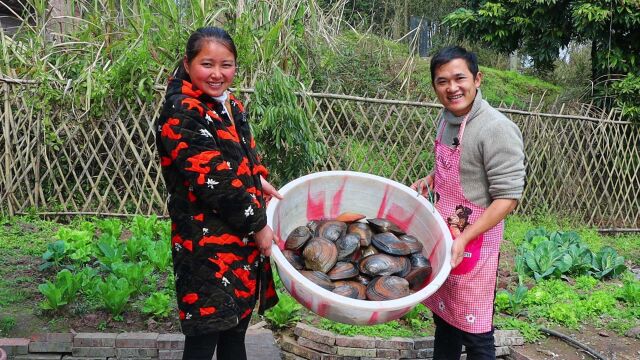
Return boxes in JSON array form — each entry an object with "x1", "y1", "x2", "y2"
[{"x1": 474, "y1": 71, "x2": 483, "y2": 88}]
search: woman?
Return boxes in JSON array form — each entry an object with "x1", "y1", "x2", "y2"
[{"x1": 155, "y1": 27, "x2": 280, "y2": 360}]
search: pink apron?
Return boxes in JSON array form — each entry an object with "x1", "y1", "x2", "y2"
[{"x1": 422, "y1": 115, "x2": 503, "y2": 333}]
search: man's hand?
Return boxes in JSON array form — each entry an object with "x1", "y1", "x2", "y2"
[
  {"x1": 410, "y1": 173, "x2": 434, "y2": 197},
  {"x1": 450, "y1": 239, "x2": 467, "y2": 269},
  {"x1": 254, "y1": 225, "x2": 275, "y2": 257}
]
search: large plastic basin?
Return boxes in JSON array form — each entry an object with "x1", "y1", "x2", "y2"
[{"x1": 267, "y1": 171, "x2": 452, "y2": 325}]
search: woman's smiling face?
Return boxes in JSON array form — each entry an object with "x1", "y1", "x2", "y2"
[
  {"x1": 432, "y1": 58, "x2": 482, "y2": 117},
  {"x1": 184, "y1": 40, "x2": 236, "y2": 98}
]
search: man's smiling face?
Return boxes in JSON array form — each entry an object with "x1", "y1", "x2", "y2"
[{"x1": 433, "y1": 58, "x2": 482, "y2": 117}]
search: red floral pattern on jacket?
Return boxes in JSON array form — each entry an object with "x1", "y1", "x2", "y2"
[{"x1": 156, "y1": 77, "x2": 278, "y2": 336}]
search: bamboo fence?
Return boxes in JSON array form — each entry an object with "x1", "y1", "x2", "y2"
[{"x1": 1, "y1": 78, "x2": 639, "y2": 229}]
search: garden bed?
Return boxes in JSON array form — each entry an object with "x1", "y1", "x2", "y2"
[{"x1": 0, "y1": 215, "x2": 638, "y2": 360}]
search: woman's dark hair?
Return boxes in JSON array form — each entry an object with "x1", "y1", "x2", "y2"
[
  {"x1": 430, "y1": 46, "x2": 479, "y2": 85},
  {"x1": 174, "y1": 27, "x2": 237, "y2": 81}
]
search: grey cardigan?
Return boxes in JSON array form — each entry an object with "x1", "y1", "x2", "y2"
[{"x1": 437, "y1": 89, "x2": 525, "y2": 208}]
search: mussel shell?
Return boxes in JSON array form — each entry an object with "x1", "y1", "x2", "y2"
[
  {"x1": 333, "y1": 280, "x2": 367, "y2": 300},
  {"x1": 396, "y1": 256, "x2": 412, "y2": 278},
  {"x1": 399, "y1": 234, "x2": 423, "y2": 254},
  {"x1": 300, "y1": 270, "x2": 335, "y2": 291},
  {"x1": 366, "y1": 276, "x2": 411, "y2": 301},
  {"x1": 282, "y1": 249, "x2": 304, "y2": 270},
  {"x1": 327, "y1": 261, "x2": 359, "y2": 280},
  {"x1": 371, "y1": 232, "x2": 412, "y2": 256},
  {"x1": 316, "y1": 220, "x2": 347, "y2": 242},
  {"x1": 335, "y1": 212, "x2": 366, "y2": 223},
  {"x1": 361, "y1": 245, "x2": 379, "y2": 258},
  {"x1": 336, "y1": 233, "x2": 360, "y2": 260},
  {"x1": 410, "y1": 253, "x2": 431, "y2": 269},
  {"x1": 358, "y1": 253, "x2": 411, "y2": 277},
  {"x1": 302, "y1": 237, "x2": 338, "y2": 273},
  {"x1": 347, "y1": 222, "x2": 373, "y2": 247},
  {"x1": 285, "y1": 226, "x2": 312, "y2": 250},
  {"x1": 405, "y1": 266, "x2": 432, "y2": 291},
  {"x1": 355, "y1": 273, "x2": 372, "y2": 286},
  {"x1": 366, "y1": 218, "x2": 405, "y2": 235},
  {"x1": 306, "y1": 220, "x2": 322, "y2": 234}
]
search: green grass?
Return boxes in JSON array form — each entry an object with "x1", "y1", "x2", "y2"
[
  {"x1": 318, "y1": 317, "x2": 432, "y2": 338},
  {"x1": 481, "y1": 67, "x2": 562, "y2": 109},
  {"x1": 0, "y1": 216, "x2": 61, "y2": 256}
]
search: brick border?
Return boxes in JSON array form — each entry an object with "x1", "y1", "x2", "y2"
[
  {"x1": 0, "y1": 333, "x2": 184, "y2": 360},
  {"x1": 281, "y1": 323, "x2": 531, "y2": 360},
  {"x1": 1, "y1": 326, "x2": 533, "y2": 360}
]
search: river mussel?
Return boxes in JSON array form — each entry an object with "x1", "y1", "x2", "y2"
[{"x1": 283, "y1": 212, "x2": 432, "y2": 301}]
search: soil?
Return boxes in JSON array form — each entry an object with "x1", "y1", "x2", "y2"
[{"x1": 518, "y1": 325, "x2": 640, "y2": 360}]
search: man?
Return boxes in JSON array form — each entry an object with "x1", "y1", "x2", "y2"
[{"x1": 411, "y1": 46, "x2": 525, "y2": 359}]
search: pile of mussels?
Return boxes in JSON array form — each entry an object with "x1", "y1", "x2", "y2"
[{"x1": 282, "y1": 212, "x2": 432, "y2": 301}]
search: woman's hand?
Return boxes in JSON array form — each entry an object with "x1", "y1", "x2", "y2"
[
  {"x1": 254, "y1": 225, "x2": 275, "y2": 257},
  {"x1": 410, "y1": 173, "x2": 434, "y2": 197},
  {"x1": 261, "y1": 176, "x2": 283, "y2": 204}
]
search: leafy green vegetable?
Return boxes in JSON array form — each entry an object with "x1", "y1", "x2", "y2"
[
  {"x1": 142, "y1": 291, "x2": 173, "y2": 318},
  {"x1": 590, "y1": 246, "x2": 626, "y2": 279},
  {"x1": 40, "y1": 240, "x2": 68, "y2": 271},
  {"x1": 38, "y1": 269, "x2": 80, "y2": 310},
  {"x1": 264, "y1": 292, "x2": 301, "y2": 329},
  {"x1": 617, "y1": 280, "x2": 640, "y2": 306},
  {"x1": 523, "y1": 241, "x2": 566, "y2": 280},
  {"x1": 95, "y1": 276, "x2": 133, "y2": 317}
]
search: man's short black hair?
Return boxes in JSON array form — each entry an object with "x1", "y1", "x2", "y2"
[{"x1": 430, "y1": 46, "x2": 479, "y2": 84}]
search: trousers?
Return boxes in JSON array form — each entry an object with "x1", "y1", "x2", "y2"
[
  {"x1": 182, "y1": 315, "x2": 252, "y2": 360},
  {"x1": 432, "y1": 313, "x2": 495, "y2": 360}
]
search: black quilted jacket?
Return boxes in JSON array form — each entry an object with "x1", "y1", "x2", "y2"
[{"x1": 155, "y1": 77, "x2": 278, "y2": 336}]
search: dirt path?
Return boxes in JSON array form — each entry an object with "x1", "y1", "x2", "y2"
[{"x1": 518, "y1": 325, "x2": 640, "y2": 360}]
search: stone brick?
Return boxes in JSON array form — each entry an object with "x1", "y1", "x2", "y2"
[
  {"x1": 281, "y1": 351, "x2": 306, "y2": 360},
  {"x1": 61, "y1": 357, "x2": 107, "y2": 360},
  {"x1": 73, "y1": 334, "x2": 116, "y2": 348},
  {"x1": 399, "y1": 347, "x2": 434, "y2": 359},
  {"x1": 157, "y1": 334, "x2": 184, "y2": 350},
  {"x1": 413, "y1": 336, "x2": 435, "y2": 349},
  {"x1": 29, "y1": 334, "x2": 74, "y2": 343},
  {"x1": 71, "y1": 347, "x2": 116, "y2": 358},
  {"x1": 29, "y1": 342, "x2": 72, "y2": 353},
  {"x1": 376, "y1": 348, "x2": 400, "y2": 358},
  {"x1": 495, "y1": 330, "x2": 519, "y2": 338},
  {"x1": 335, "y1": 346, "x2": 377, "y2": 357},
  {"x1": 496, "y1": 346, "x2": 510, "y2": 357},
  {"x1": 0, "y1": 338, "x2": 30, "y2": 355},
  {"x1": 158, "y1": 349, "x2": 183, "y2": 360},
  {"x1": 116, "y1": 348, "x2": 158, "y2": 358},
  {"x1": 399, "y1": 348, "x2": 419, "y2": 358},
  {"x1": 297, "y1": 337, "x2": 336, "y2": 354},
  {"x1": 376, "y1": 337, "x2": 413, "y2": 350},
  {"x1": 13, "y1": 354, "x2": 62, "y2": 360},
  {"x1": 507, "y1": 346, "x2": 532, "y2": 360},
  {"x1": 115, "y1": 333, "x2": 158, "y2": 349},
  {"x1": 334, "y1": 335, "x2": 376, "y2": 348},
  {"x1": 320, "y1": 355, "x2": 359, "y2": 360},
  {"x1": 281, "y1": 337, "x2": 323, "y2": 360},
  {"x1": 495, "y1": 336, "x2": 524, "y2": 347},
  {"x1": 293, "y1": 323, "x2": 336, "y2": 346}
]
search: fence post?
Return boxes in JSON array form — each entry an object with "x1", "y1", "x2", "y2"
[{"x1": 2, "y1": 82, "x2": 15, "y2": 216}]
